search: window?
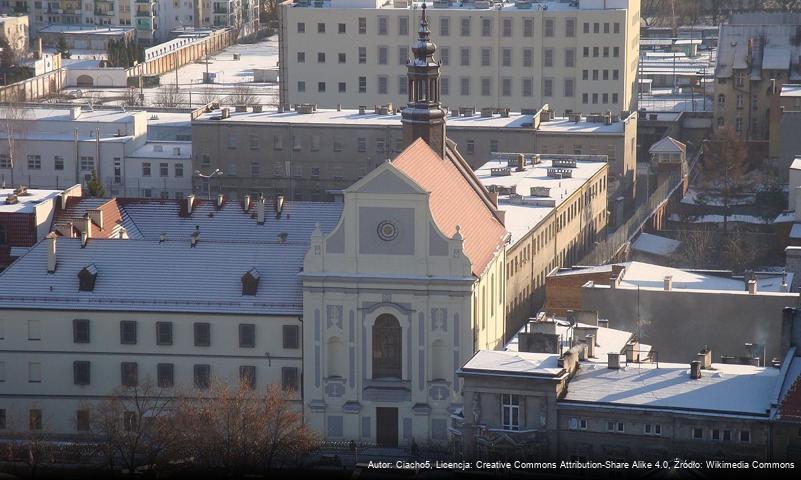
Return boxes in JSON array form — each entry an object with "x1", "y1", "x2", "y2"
[
  {"x1": 543, "y1": 78, "x2": 553, "y2": 97},
  {"x1": 613, "y1": 46, "x2": 619, "y2": 57},
  {"x1": 481, "y1": 18, "x2": 491, "y2": 37},
  {"x1": 614, "y1": 22, "x2": 620, "y2": 33},
  {"x1": 372, "y1": 314, "x2": 402, "y2": 379},
  {"x1": 239, "y1": 323, "x2": 255, "y2": 348},
  {"x1": 460, "y1": 17, "x2": 470, "y2": 36},
  {"x1": 337, "y1": 53, "x2": 346, "y2": 64},
  {"x1": 502, "y1": 78, "x2": 511, "y2": 97},
  {"x1": 501, "y1": 394, "x2": 520, "y2": 431},
  {"x1": 613, "y1": 69, "x2": 619, "y2": 80},
  {"x1": 338, "y1": 82, "x2": 346, "y2": 93},
  {"x1": 194, "y1": 322, "x2": 210, "y2": 347},
  {"x1": 194, "y1": 364, "x2": 210, "y2": 389},
  {"x1": 583, "y1": 47, "x2": 589, "y2": 58},
  {"x1": 693, "y1": 427, "x2": 704, "y2": 440},
  {"x1": 399, "y1": 16, "x2": 409, "y2": 35},
  {"x1": 358, "y1": 137, "x2": 367, "y2": 153},
  {"x1": 282, "y1": 367, "x2": 299, "y2": 391},
  {"x1": 80, "y1": 156, "x2": 94, "y2": 172},
  {"x1": 0, "y1": 154, "x2": 8, "y2": 169},
  {"x1": 120, "y1": 321, "x2": 137, "y2": 344},
  {"x1": 378, "y1": 16, "x2": 388, "y2": 35},
  {"x1": 544, "y1": 18, "x2": 554, "y2": 37},
  {"x1": 283, "y1": 325, "x2": 300, "y2": 349},
  {"x1": 461, "y1": 47, "x2": 471, "y2": 66},
  {"x1": 358, "y1": 47, "x2": 366, "y2": 64},
  {"x1": 28, "y1": 320, "x2": 41, "y2": 341},
  {"x1": 317, "y1": 22, "x2": 325, "y2": 33},
  {"x1": 317, "y1": 52, "x2": 325, "y2": 64},
  {"x1": 142, "y1": 162, "x2": 151, "y2": 177},
  {"x1": 378, "y1": 46, "x2": 387, "y2": 65},
  {"x1": 481, "y1": 78, "x2": 491, "y2": 96},
  {"x1": 736, "y1": 94, "x2": 743, "y2": 109},
  {"x1": 718, "y1": 94, "x2": 725, "y2": 105},
  {"x1": 318, "y1": 81, "x2": 326, "y2": 93},
  {"x1": 76, "y1": 410, "x2": 90, "y2": 431},
  {"x1": 29, "y1": 409, "x2": 42, "y2": 431},
  {"x1": 460, "y1": 77, "x2": 470, "y2": 96},
  {"x1": 159, "y1": 163, "x2": 168, "y2": 177},
  {"x1": 24, "y1": 154, "x2": 40, "y2": 169},
  {"x1": 297, "y1": 51, "x2": 305, "y2": 63},
  {"x1": 338, "y1": 23, "x2": 346, "y2": 34},
  {"x1": 441, "y1": 77, "x2": 449, "y2": 95},
  {"x1": 29, "y1": 362, "x2": 41, "y2": 382},
  {"x1": 523, "y1": 18, "x2": 533, "y2": 37},
  {"x1": 440, "y1": 47, "x2": 449, "y2": 65},
  {"x1": 565, "y1": 48, "x2": 575, "y2": 67},
  {"x1": 723, "y1": 430, "x2": 732, "y2": 441},
  {"x1": 240, "y1": 365, "x2": 256, "y2": 389},
  {"x1": 399, "y1": 75, "x2": 408, "y2": 95},
  {"x1": 440, "y1": 17, "x2": 449, "y2": 36},
  {"x1": 175, "y1": 163, "x2": 183, "y2": 177},
  {"x1": 593, "y1": 47, "x2": 599, "y2": 57},
  {"x1": 502, "y1": 48, "x2": 511, "y2": 67},
  {"x1": 123, "y1": 412, "x2": 137, "y2": 432},
  {"x1": 359, "y1": 76, "x2": 366, "y2": 93},
  {"x1": 523, "y1": 48, "x2": 533, "y2": 67},
  {"x1": 522, "y1": 78, "x2": 533, "y2": 97},
  {"x1": 297, "y1": 22, "x2": 305, "y2": 33},
  {"x1": 544, "y1": 48, "x2": 553, "y2": 67},
  {"x1": 157, "y1": 363, "x2": 174, "y2": 388},
  {"x1": 466, "y1": 140, "x2": 475, "y2": 154},
  {"x1": 644, "y1": 424, "x2": 662, "y2": 436},
  {"x1": 565, "y1": 18, "x2": 575, "y2": 37},
  {"x1": 740, "y1": 430, "x2": 750, "y2": 443},
  {"x1": 398, "y1": 46, "x2": 408, "y2": 65},
  {"x1": 121, "y1": 362, "x2": 138, "y2": 387},
  {"x1": 74, "y1": 361, "x2": 90, "y2": 385},
  {"x1": 358, "y1": 17, "x2": 366, "y2": 34},
  {"x1": 502, "y1": 17, "x2": 512, "y2": 37},
  {"x1": 156, "y1": 322, "x2": 172, "y2": 345},
  {"x1": 568, "y1": 417, "x2": 587, "y2": 430},
  {"x1": 73, "y1": 319, "x2": 90, "y2": 343}
]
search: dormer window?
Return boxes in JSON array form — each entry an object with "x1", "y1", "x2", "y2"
[
  {"x1": 241, "y1": 267, "x2": 261, "y2": 295},
  {"x1": 78, "y1": 264, "x2": 98, "y2": 292}
]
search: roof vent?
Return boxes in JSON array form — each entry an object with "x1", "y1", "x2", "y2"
[
  {"x1": 241, "y1": 267, "x2": 261, "y2": 295},
  {"x1": 607, "y1": 352, "x2": 620, "y2": 369},
  {"x1": 243, "y1": 194, "x2": 251, "y2": 212},
  {"x1": 530, "y1": 186, "x2": 551, "y2": 197},
  {"x1": 689, "y1": 360, "x2": 702, "y2": 379},
  {"x1": 547, "y1": 168, "x2": 573, "y2": 178},
  {"x1": 190, "y1": 225, "x2": 200, "y2": 247},
  {"x1": 277, "y1": 232, "x2": 288, "y2": 243},
  {"x1": 490, "y1": 167, "x2": 512, "y2": 177},
  {"x1": 78, "y1": 264, "x2": 98, "y2": 292},
  {"x1": 552, "y1": 158, "x2": 577, "y2": 168}
]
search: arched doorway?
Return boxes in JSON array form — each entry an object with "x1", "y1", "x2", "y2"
[
  {"x1": 372, "y1": 314, "x2": 402, "y2": 379},
  {"x1": 76, "y1": 75, "x2": 94, "y2": 88}
]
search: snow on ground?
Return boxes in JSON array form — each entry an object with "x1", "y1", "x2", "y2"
[
  {"x1": 632, "y1": 232, "x2": 681, "y2": 257},
  {"x1": 680, "y1": 188, "x2": 755, "y2": 206},
  {"x1": 668, "y1": 213, "x2": 771, "y2": 224}
]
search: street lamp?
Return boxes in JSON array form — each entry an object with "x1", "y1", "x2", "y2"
[{"x1": 194, "y1": 168, "x2": 224, "y2": 201}]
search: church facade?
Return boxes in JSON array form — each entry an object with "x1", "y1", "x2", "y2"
[{"x1": 300, "y1": 6, "x2": 509, "y2": 447}]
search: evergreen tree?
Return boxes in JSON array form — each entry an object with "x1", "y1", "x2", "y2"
[
  {"x1": 55, "y1": 36, "x2": 70, "y2": 59},
  {"x1": 86, "y1": 170, "x2": 106, "y2": 198}
]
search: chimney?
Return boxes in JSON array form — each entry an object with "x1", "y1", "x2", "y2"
[
  {"x1": 54, "y1": 222, "x2": 74, "y2": 238},
  {"x1": 782, "y1": 271, "x2": 789, "y2": 292},
  {"x1": 625, "y1": 340, "x2": 639, "y2": 363},
  {"x1": 243, "y1": 194, "x2": 251, "y2": 212},
  {"x1": 256, "y1": 196, "x2": 266, "y2": 225},
  {"x1": 82, "y1": 214, "x2": 92, "y2": 242},
  {"x1": 747, "y1": 279, "x2": 757, "y2": 295},
  {"x1": 275, "y1": 194, "x2": 285, "y2": 217},
  {"x1": 190, "y1": 225, "x2": 200, "y2": 247},
  {"x1": 186, "y1": 193, "x2": 195, "y2": 215},
  {"x1": 81, "y1": 230, "x2": 89, "y2": 248},
  {"x1": 698, "y1": 346, "x2": 712, "y2": 369},
  {"x1": 216, "y1": 193, "x2": 224, "y2": 209},
  {"x1": 516, "y1": 153, "x2": 525, "y2": 172},
  {"x1": 689, "y1": 360, "x2": 702, "y2": 379},
  {"x1": 607, "y1": 352, "x2": 620, "y2": 369},
  {"x1": 664, "y1": 275, "x2": 673, "y2": 291},
  {"x1": 46, "y1": 232, "x2": 57, "y2": 273},
  {"x1": 87, "y1": 209, "x2": 103, "y2": 230},
  {"x1": 611, "y1": 264, "x2": 625, "y2": 278},
  {"x1": 598, "y1": 318, "x2": 609, "y2": 329},
  {"x1": 585, "y1": 334, "x2": 595, "y2": 358}
]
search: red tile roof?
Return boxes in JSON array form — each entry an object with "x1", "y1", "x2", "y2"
[
  {"x1": 779, "y1": 360, "x2": 801, "y2": 422},
  {"x1": 392, "y1": 138, "x2": 507, "y2": 277},
  {"x1": 54, "y1": 197, "x2": 127, "y2": 239}
]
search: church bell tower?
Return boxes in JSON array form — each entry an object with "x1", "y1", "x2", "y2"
[{"x1": 401, "y1": 2, "x2": 446, "y2": 158}]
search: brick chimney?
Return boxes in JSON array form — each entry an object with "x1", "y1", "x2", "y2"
[
  {"x1": 747, "y1": 279, "x2": 757, "y2": 295},
  {"x1": 87, "y1": 208, "x2": 103, "y2": 230},
  {"x1": 256, "y1": 196, "x2": 266, "y2": 225},
  {"x1": 698, "y1": 346, "x2": 712, "y2": 369},
  {"x1": 664, "y1": 275, "x2": 673, "y2": 291},
  {"x1": 607, "y1": 352, "x2": 620, "y2": 369},
  {"x1": 46, "y1": 232, "x2": 57, "y2": 273},
  {"x1": 689, "y1": 360, "x2": 702, "y2": 379}
]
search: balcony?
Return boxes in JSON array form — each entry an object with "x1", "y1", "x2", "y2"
[{"x1": 135, "y1": 8, "x2": 152, "y2": 17}]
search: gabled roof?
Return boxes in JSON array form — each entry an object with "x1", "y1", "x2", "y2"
[
  {"x1": 391, "y1": 138, "x2": 507, "y2": 276},
  {"x1": 778, "y1": 356, "x2": 801, "y2": 422},
  {"x1": 54, "y1": 197, "x2": 139, "y2": 239},
  {"x1": 649, "y1": 136, "x2": 686, "y2": 154}
]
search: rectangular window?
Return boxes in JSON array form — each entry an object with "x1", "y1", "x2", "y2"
[
  {"x1": 297, "y1": 22, "x2": 305, "y2": 33},
  {"x1": 502, "y1": 78, "x2": 512, "y2": 97},
  {"x1": 378, "y1": 46, "x2": 388, "y2": 65},
  {"x1": 76, "y1": 410, "x2": 90, "y2": 431},
  {"x1": 159, "y1": 163, "x2": 168, "y2": 177},
  {"x1": 460, "y1": 17, "x2": 470, "y2": 36},
  {"x1": 565, "y1": 18, "x2": 575, "y2": 37},
  {"x1": 29, "y1": 409, "x2": 42, "y2": 431},
  {"x1": 358, "y1": 17, "x2": 366, "y2": 34},
  {"x1": 614, "y1": 22, "x2": 620, "y2": 34},
  {"x1": 28, "y1": 320, "x2": 41, "y2": 340},
  {"x1": 194, "y1": 364, "x2": 210, "y2": 389},
  {"x1": 466, "y1": 140, "x2": 475, "y2": 154},
  {"x1": 317, "y1": 52, "x2": 325, "y2": 64},
  {"x1": 440, "y1": 47, "x2": 449, "y2": 66},
  {"x1": 604, "y1": 22, "x2": 609, "y2": 34},
  {"x1": 73, "y1": 319, "x2": 90, "y2": 343},
  {"x1": 613, "y1": 46, "x2": 619, "y2": 57},
  {"x1": 378, "y1": 16, "x2": 388, "y2": 35},
  {"x1": 142, "y1": 162, "x2": 151, "y2": 177},
  {"x1": 441, "y1": 77, "x2": 449, "y2": 95},
  {"x1": 240, "y1": 365, "x2": 256, "y2": 389},
  {"x1": 564, "y1": 78, "x2": 574, "y2": 97},
  {"x1": 359, "y1": 76, "x2": 366, "y2": 94},
  {"x1": 522, "y1": 78, "x2": 533, "y2": 97},
  {"x1": 712, "y1": 429, "x2": 721, "y2": 441},
  {"x1": 565, "y1": 48, "x2": 575, "y2": 68},
  {"x1": 121, "y1": 362, "x2": 138, "y2": 387},
  {"x1": 80, "y1": 156, "x2": 95, "y2": 172},
  {"x1": 398, "y1": 46, "x2": 408, "y2": 65},
  {"x1": 544, "y1": 18, "x2": 554, "y2": 37},
  {"x1": 544, "y1": 48, "x2": 553, "y2": 67},
  {"x1": 338, "y1": 82, "x2": 346, "y2": 93},
  {"x1": 523, "y1": 18, "x2": 533, "y2": 37},
  {"x1": 399, "y1": 16, "x2": 409, "y2": 36},
  {"x1": 740, "y1": 430, "x2": 750, "y2": 443},
  {"x1": 693, "y1": 428, "x2": 704, "y2": 440},
  {"x1": 338, "y1": 23, "x2": 346, "y2": 34},
  {"x1": 440, "y1": 17, "x2": 449, "y2": 36},
  {"x1": 723, "y1": 430, "x2": 732, "y2": 441},
  {"x1": 461, "y1": 47, "x2": 471, "y2": 66},
  {"x1": 502, "y1": 48, "x2": 511, "y2": 67},
  {"x1": 481, "y1": 78, "x2": 491, "y2": 96},
  {"x1": 378, "y1": 76, "x2": 388, "y2": 95},
  {"x1": 0, "y1": 154, "x2": 9, "y2": 169},
  {"x1": 399, "y1": 75, "x2": 408, "y2": 95},
  {"x1": 297, "y1": 51, "x2": 305, "y2": 63},
  {"x1": 239, "y1": 323, "x2": 255, "y2": 348},
  {"x1": 156, "y1": 322, "x2": 173, "y2": 345},
  {"x1": 282, "y1": 367, "x2": 299, "y2": 391},
  {"x1": 358, "y1": 47, "x2": 366, "y2": 64},
  {"x1": 54, "y1": 156, "x2": 64, "y2": 170},
  {"x1": 194, "y1": 322, "x2": 210, "y2": 347},
  {"x1": 501, "y1": 394, "x2": 520, "y2": 431},
  {"x1": 283, "y1": 325, "x2": 300, "y2": 349},
  {"x1": 157, "y1": 363, "x2": 174, "y2": 388},
  {"x1": 74, "y1": 361, "x2": 90, "y2": 385},
  {"x1": 543, "y1": 78, "x2": 553, "y2": 97},
  {"x1": 318, "y1": 82, "x2": 326, "y2": 93},
  {"x1": 175, "y1": 163, "x2": 183, "y2": 177},
  {"x1": 523, "y1": 48, "x2": 533, "y2": 67},
  {"x1": 481, "y1": 18, "x2": 491, "y2": 37},
  {"x1": 338, "y1": 53, "x2": 346, "y2": 64},
  {"x1": 460, "y1": 77, "x2": 470, "y2": 96},
  {"x1": 120, "y1": 321, "x2": 137, "y2": 344},
  {"x1": 317, "y1": 22, "x2": 325, "y2": 33}
]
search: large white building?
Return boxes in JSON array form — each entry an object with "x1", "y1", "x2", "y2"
[{"x1": 278, "y1": 0, "x2": 640, "y2": 114}]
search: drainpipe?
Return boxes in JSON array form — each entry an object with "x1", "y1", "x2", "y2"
[
  {"x1": 74, "y1": 128, "x2": 79, "y2": 185},
  {"x1": 95, "y1": 127, "x2": 101, "y2": 181}
]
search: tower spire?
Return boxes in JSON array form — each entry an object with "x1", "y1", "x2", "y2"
[{"x1": 401, "y1": 1, "x2": 446, "y2": 158}]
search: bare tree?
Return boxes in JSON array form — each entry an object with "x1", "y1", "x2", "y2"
[
  {"x1": 672, "y1": 228, "x2": 714, "y2": 268},
  {"x1": 171, "y1": 381, "x2": 318, "y2": 474},
  {"x1": 197, "y1": 85, "x2": 221, "y2": 106},
  {"x1": 699, "y1": 127, "x2": 752, "y2": 235},
  {"x1": 90, "y1": 380, "x2": 178, "y2": 474},
  {"x1": 0, "y1": 99, "x2": 31, "y2": 187},
  {"x1": 122, "y1": 86, "x2": 141, "y2": 107},
  {"x1": 153, "y1": 84, "x2": 186, "y2": 108},
  {"x1": 3, "y1": 404, "x2": 56, "y2": 478},
  {"x1": 226, "y1": 83, "x2": 259, "y2": 106}
]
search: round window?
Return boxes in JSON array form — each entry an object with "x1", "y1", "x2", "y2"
[{"x1": 377, "y1": 221, "x2": 399, "y2": 241}]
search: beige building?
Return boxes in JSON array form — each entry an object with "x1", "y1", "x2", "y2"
[
  {"x1": 0, "y1": 14, "x2": 28, "y2": 55},
  {"x1": 277, "y1": 0, "x2": 640, "y2": 114},
  {"x1": 475, "y1": 153, "x2": 609, "y2": 336},
  {"x1": 190, "y1": 105, "x2": 636, "y2": 205}
]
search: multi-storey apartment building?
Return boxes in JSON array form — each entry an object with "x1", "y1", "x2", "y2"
[
  {"x1": 278, "y1": 0, "x2": 640, "y2": 113},
  {"x1": 0, "y1": 13, "x2": 28, "y2": 54}
]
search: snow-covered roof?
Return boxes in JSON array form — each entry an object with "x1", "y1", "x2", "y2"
[
  {"x1": 536, "y1": 117, "x2": 626, "y2": 134},
  {"x1": 460, "y1": 350, "x2": 564, "y2": 378},
  {"x1": 0, "y1": 237, "x2": 307, "y2": 316},
  {"x1": 649, "y1": 136, "x2": 686, "y2": 154},
  {"x1": 631, "y1": 232, "x2": 681, "y2": 257},
  {"x1": 127, "y1": 141, "x2": 192, "y2": 159},
  {"x1": 562, "y1": 361, "x2": 782, "y2": 417},
  {"x1": 790, "y1": 224, "x2": 801, "y2": 240},
  {"x1": 0, "y1": 188, "x2": 62, "y2": 214},
  {"x1": 475, "y1": 155, "x2": 607, "y2": 249}
]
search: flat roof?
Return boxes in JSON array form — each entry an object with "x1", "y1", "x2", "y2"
[
  {"x1": 39, "y1": 25, "x2": 134, "y2": 35},
  {"x1": 0, "y1": 106, "x2": 140, "y2": 124},
  {"x1": 631, "y1": 232, "x2": 681, "y2": 257},
  {"x1": 475, "y1": 156, "x2": 607, "y2": 248},
  {"x1": 127, "y1": 141, "x2": 192, "y2": 159},
  {"x1": 461, "y1": 350, "x2": 564, "y2": 378},
  {"x1": 294, "y1": 0, "x2": 596, "y2": 12},
  {"x1": 563, "y1": 361, "x2": 781, "y2": 417},
  {"x1": 536, "y1": 117, "x2": 626, "y2": 134},
  {"x1": 0, "y1": 189, "x2": 62, "y2": 214},
  {"x1": 782, "y1": 85, "x2": 801, "y2": 98}
]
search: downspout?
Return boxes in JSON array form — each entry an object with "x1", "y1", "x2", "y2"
[
  {"x1": 74, "y1": 128, "x2": 79, "y2": 185},
  {"x1": 95, "y1": 127, "x2": 101, "y2": 181}
]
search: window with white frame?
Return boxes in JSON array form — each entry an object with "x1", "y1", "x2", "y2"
[{"x1": 501, "y1": 394, "x2": 520, "y2": 431}]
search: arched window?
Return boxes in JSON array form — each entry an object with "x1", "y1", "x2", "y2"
[
  {"x1": 326, "y1": 336, "x2": 346, "y2": 379},
  {"x1": 430, "y1": 339, "x2": 449, "y2": 381},
  {"x1": 372, "y1": 314, "x2": 402, "y2": 379}
]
